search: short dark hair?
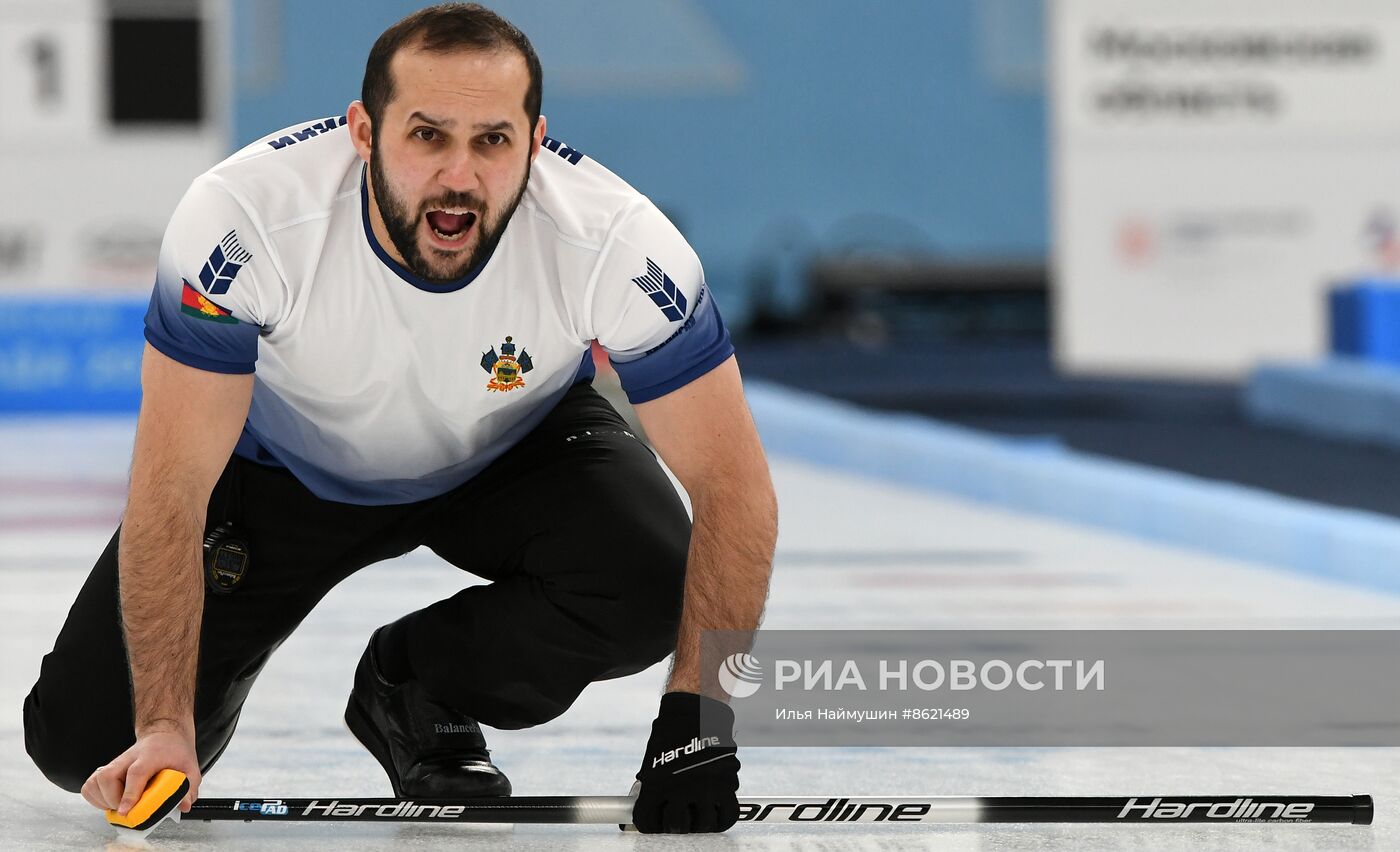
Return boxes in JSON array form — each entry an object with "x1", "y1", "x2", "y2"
[{"x1": 361, "y1": 3, "x2": 542, "y2": 134}]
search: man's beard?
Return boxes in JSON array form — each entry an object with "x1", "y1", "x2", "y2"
[{"x1": 369, "y1": 144, "x2": 529, "y2": 284}]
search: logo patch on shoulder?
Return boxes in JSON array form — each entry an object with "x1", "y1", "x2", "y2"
[
  {"x1": 199, "y1": 230, "x2": 253, "y2": 295},
  {"x1": 180, "y1": 280, "x2": 238, "y2": 323},
  {"x1": 632, "y1": 258, "x2": 687, "y2": 322},
  {"x1": 480, "y1": 335, "x2": 534, "y2": 392}
]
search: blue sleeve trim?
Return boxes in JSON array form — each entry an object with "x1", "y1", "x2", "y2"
[
  {"x1": 621, "y1": 343, "x2": 734, "y2": 403},
  {"x1": 611, "y1": 286, "x2": 734, "y2": 403},
  {"x1": 143, "y1": 273, "x2": 260, "y2": 373},
  {"x1": 144, "y1": 327, "x2": 256, "y2": 374}
]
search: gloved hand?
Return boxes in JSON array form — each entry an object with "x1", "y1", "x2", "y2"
[{"x1": 631, "y1": 691, "x2": 740, "y2": 833}]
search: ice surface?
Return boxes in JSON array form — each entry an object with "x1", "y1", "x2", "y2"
[{"x1": 3, "y1": 416, "x2": 1397, "y2": 850}]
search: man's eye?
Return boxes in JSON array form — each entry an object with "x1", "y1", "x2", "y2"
[
  {"x1": 483, "y1": 132, "x2": 506, "y2": 145},
  {"x1": 414, "y1": 128, "x2": 438, "y2": 142}
]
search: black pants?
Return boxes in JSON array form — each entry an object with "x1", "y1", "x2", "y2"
[{"x1": 23, "y1": 382, "x2": 690, "y2": 793}]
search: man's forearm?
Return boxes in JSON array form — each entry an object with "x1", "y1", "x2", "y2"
[
  {"x1": 117, "y1": 489, "x2": 205, "y2": 736},
  {"x1": 666, "y1": 478, "x2": 778, "y2": 695}
]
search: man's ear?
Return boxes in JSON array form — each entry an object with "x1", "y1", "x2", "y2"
[
  {"x1": 347, "y1": 101, "x2": 373, "y2": 164},
  {"x1": 530, "y1": 114, "x2": 547, "y2": 162}
]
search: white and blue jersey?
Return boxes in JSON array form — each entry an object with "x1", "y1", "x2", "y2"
[{"x1": 144, "y1": 115, "x2": 732, "y2": 505}]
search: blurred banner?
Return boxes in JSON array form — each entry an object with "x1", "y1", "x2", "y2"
[
  {"x1": 0, "y1": 296, "x2": 145, "y2": 411},
  {"x1": 1052, "y1": 0, "x2": 1400, "y2": 378},
  {"x1": 0, "y1": 0, "x2": 229, "y2": 292}
]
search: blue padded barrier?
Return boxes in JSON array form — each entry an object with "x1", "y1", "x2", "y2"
[
  {"x1": 747, "y1": 380, "x2": 1400, "y2": 596},
  {"x1": 1246, "y1": 359, "x2": 1400, "y2": 450}
]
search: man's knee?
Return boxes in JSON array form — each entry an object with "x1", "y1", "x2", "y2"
[
  {"x1": 23, "y1": 684, "x2": 117, "y2": 793},
  {"x1": 25, "y1": 673, "x2": 247, "y2": 793}
]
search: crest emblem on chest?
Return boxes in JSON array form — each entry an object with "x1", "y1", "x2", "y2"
[{"x1": 481, "y1": 335, "x2": 534, "y2": 392}]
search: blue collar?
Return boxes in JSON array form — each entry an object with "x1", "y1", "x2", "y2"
[{"x1": 359, "y1": 164, "x2": 494, "y2": 293}]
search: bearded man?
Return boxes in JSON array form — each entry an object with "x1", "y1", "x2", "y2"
[{"x1": 23, "y1": 2, "x2": 776, "y2": 835}]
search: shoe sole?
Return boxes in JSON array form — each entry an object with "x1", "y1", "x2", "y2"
[{"x1": 344, "y1": 695, "x2": 406, "y2": 798}]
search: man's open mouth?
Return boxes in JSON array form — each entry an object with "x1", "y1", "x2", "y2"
[{"x1": 425, "y1": 208, "x2": 478, "y2": 243}]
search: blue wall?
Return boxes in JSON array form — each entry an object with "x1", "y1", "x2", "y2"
[{"x1": 233, "y1": 0, "x2": 1047, "y2": 321}]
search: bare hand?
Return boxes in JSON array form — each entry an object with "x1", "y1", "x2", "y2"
[{"x1": 80, "y1": 723, "x2": 201, "y2": 815}]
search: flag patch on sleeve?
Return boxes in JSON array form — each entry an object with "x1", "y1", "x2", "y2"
[{"x1": 180, "y1": 280, "x2": 238, "y2": 324}]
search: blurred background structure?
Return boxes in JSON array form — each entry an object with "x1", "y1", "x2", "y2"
[{"x1": 1, "y1": 0, "x2": 1047, "y2": 397}]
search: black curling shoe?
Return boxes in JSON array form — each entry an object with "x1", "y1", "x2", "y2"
[{"x1": 345, "y1": 630, "x2": 511, "y2": 798}]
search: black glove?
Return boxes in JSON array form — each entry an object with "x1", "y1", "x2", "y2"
[{"x1": 631, "y1": 691, "x2": 740, "y2": 833}]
